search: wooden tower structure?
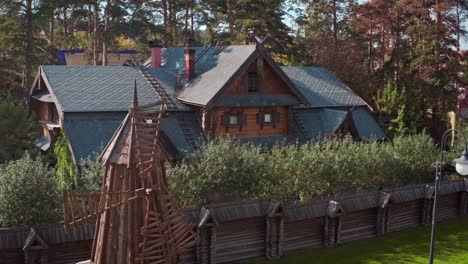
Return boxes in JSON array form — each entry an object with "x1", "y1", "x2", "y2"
[{"x1": 63, "y1": 82, "x2": 196, "y2": 263}]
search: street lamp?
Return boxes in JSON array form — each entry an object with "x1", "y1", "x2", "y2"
[{"x1": 429, "y1": 129, "x2": 468, "y2": 264}]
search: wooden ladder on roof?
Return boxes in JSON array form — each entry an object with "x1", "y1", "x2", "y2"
[
  {"x1": 140, "y1": 68, "x2": 176, "y2": 109},
  {"x1": 293, "y1": 111, "x2": 311, "y2": 141},
  {"x1": 195, "y1": 42, "x2": 212, "y2": 62},
  {"x1": 175, "y1": 113, "x2": 197, "y2": 150}
]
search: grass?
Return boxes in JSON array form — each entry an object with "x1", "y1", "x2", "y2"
[{"x1": 247, "y1": 217, "x2": 468, "y2": 264}]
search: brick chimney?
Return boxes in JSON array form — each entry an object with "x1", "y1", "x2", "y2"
[
  {"x1": 184, "y1": 47, "x2": 196, "y2": 80},
  {"x1": 149, "y1": 39, "x2": 162, "y2": 68}
]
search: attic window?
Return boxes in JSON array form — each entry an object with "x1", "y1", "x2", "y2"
[{"x1": 248, "y1": 72, "x2": 260, "y2": 93}]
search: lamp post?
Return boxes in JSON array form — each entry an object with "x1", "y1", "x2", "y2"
[{"x1": 429, "y1": 129, "x2": 468, "y2": 264}]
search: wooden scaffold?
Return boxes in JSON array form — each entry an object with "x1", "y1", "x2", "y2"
[{"x1": 63, "y1": 81, "x2": 196, "y2": 264}]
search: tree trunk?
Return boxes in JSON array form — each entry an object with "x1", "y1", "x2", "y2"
[
  {"x1": 190, "y1": 1, "x2": 194, "y2": 37},
  {"x1": 162, "y1": 0, "x2": 168, "y2": 45},
  {"x1": 24, "y1": 0, "x2": 33, "y2": 88},
  {"x1": 434, "y1": 0, "x2": 441, "y2": 65},
  {"x1": 367, "y1": 14, "x2": 374, "y2": 74},
  {"x1": 49, "y1": 15, "x2": 55, "y2": 45},
  {"x1": 332, "y1": 0, "x2": 338, "y2": 49},
  {"x1": 103, "y1": 0, "x2": 112, "y2": 66},
  {"x1": 93, "y1": 2, "x2": 99, "y2": 66},
  {"x1": 393, "y1": 7, "x2": 400, "y2": 83},
  {"x1": 227, "y1": 0, "x2": 235, "y2": 39},
  {"x1": 63, "y1": 7, "x2": 68, "y2": 38},
  {"x1": 88, "y1": 4, "x2": 93, "y2": 38},
  {"x1": 455, "y1": 1, "x2": 460, "y2": 53},
  {"x1": 185, "y1": 0, "x2": 189, "y2": 43}
]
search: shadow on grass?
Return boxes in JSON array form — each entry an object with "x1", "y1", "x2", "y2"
[{"x1": 247, "y1": 216, "x2": 468, "y2": 264}]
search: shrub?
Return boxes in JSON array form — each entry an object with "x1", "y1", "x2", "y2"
[
  {"x1": 0, "y1": 94, "x2": 37, "y2": 163},
  {"x1": 167, "y1": 134, "x2": 438, "y2": 206},
  {"x1": 0, "y1": 152, "x2": 61, "y2": 227},
  {"x1": 54, "y1": 129, "x2": 77, "y2": 190},
  {"x1": 167, "y1": 139, "x2": 270, "y2": 206},
  {"x1": 77, "y1": 156, "x2": 104, "y2": 192}
]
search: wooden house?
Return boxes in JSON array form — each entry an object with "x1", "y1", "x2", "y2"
[{"x1": 29, "y1": 40, "x2": 385, "y2": 169}]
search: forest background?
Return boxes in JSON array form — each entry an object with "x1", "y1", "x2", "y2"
[{"x1": 0, "y1": 0, "x2": 467, "y2": 227}]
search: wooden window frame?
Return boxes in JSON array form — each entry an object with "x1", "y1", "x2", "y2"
[
  {"x1": 257, "y1": 108, "x2": 280, "y2": 129},
  {"x1": 222, "y1": 109, "x2": 246, "y2": 131},
  {"x1": 247, "y1": 71, "x2": 260, "y2": 93}
]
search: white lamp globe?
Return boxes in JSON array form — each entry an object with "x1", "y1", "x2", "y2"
[{"x1": 454, "y1": 150, "x2": 468, "y2": 176}]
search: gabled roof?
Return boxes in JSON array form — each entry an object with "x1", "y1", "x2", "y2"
[
  {"x1": 281, "y1": 67, "x2": 368, "y2": 107},
  {"x1": 177, "y1": 45, "x2": 257, "y2": 106},
  {"x1": 39, "y1": 66, "x2": 186, "y2": 112},
  {"x1": 293, "y1": 108, "x2": 348, "y2": 139},
  {"x1": 351, "y1": 109, "x2": 387, "y2": 140},
  {"x1": 63, "y1": 113, "x2": 126, "y2": 162},
  {"x1": 177, "y1": 44, "x2": 309, "y2": 108}
]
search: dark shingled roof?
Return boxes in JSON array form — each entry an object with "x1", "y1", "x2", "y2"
[
  {"x1": 178, "y1": 45, "x2": 257, "y2": 106},
  {"x1": 293, "y1": 108, "x2": 348, "y2": 139},
  {"x1": 281, "y1": 67, "x2": 367, "y2": 107},
  {"x1": 64, "y1": 111, "x2": 203, "y2": 164},
  {"x1": 352, "y1": 109, "x2": 387, "y2": 140},
  {"x1": 283, "y1": 201, "x2": 328, "y2": 221},
  {"x1": 159, "y1": 112, "x2": 204, "y2": 157},
  {"x1": 41, "y1": 66, "x2": 185, "y2": 112},
  {"x1": 63, "y1": 112, "x2": 126, "y2": 162},
  {"x1": 0, "y1": 223, "x2": 95, "y2": 249}
]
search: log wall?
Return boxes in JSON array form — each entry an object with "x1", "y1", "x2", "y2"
[
  {"x1": 283, "y1": 217, "x2": 323, "y2": 252},
  {"x1": 1, "y1": 180, "x2": 467, "y2": 264},
  {"x1": 340, "y1": 208, "x2": 377, "y2": 243},
  {"x1": 211, "y1": 106, "x2": 289, "y2": 138},
  {"x1": 387, "y1": 200, "x2": 423, "y2": 232}
]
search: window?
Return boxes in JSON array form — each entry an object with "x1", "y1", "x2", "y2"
[
  {"x1": 257, "y1": 109, "x2": 280, "y2": 128},
  {"x1": 248, "y1": 72, "x2": 260, "y2": 93},
  {"x1": 229, "y1": 115, "x2": 239, "y2": 125},
  {"x1": 48, "y1": 103, "x2": 59, "y2": 124}
]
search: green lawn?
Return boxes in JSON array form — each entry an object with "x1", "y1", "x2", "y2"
[{"x1": 248, "y1": 217, "x2": 468, "y2": 264}]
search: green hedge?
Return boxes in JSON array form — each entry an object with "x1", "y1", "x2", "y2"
[{"x1": 167, "y1": 134, "x2": 438, "y2": 206}]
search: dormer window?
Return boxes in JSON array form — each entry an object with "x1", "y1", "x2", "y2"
[{"x1": 248, "y1": 72, "x2": 260, "y2": 93}]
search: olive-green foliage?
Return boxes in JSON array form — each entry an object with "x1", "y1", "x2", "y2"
[
  {"x1": 0, "y1": 152, "x2": 61, "y2": 228},
  {"x1": 167, "y1": 134, "x2": 438, "y2": 206},
  {"x1": 0, "y1": 94, "x2": 37, "y2": 163},
  {"x1": 167, "y1": 140, "x2": 271, "y2": 206},
  {"x1": 53, "y1": 129, "x2": 77, "y2": 190},
  {"x1": 77, "y1": 157, "x2": 105, "y2": 192}
]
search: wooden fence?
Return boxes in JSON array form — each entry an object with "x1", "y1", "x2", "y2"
[{"x1": 1, "y1": 179, "x2": 468, "y2": 264}]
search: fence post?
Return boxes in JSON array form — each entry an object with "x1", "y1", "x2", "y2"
[
  {"x1": 196, "y1": 208, "x2": 218, "y2": 264},
  {"x1": 422, "y1": 185, "x2": 434, "y2": 226},
  {"x1": 265, "y1": 200, "x2": 283, "y2": 260},
  {"x1": 377, "y1": 192, "x2": 390, "y2": 237},
  {"x1": 325, "y1": 200, "x2": 343, "y2": 247}
]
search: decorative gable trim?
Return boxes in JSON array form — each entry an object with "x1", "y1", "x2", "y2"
[{"x1": 204, "y1": 41, "x2": 309, "y2": 109}]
